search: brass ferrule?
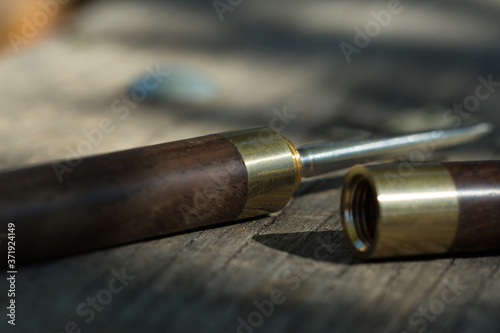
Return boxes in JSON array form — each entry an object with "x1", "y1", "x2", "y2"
[
  {"x1": 340, "y1": 163, "x2": 459, "y2": 259},
  {"x1": 221, "y1": 127, "x2": 302, "y2": 220}
]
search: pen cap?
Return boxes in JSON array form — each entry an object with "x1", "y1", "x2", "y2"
[{"x1": 340, "y1": 161, "x2": 500, "y2": 259}]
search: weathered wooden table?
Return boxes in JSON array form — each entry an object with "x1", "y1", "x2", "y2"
[{"x1": 1, "y1": 1, "x2": 500, "y2": 332}]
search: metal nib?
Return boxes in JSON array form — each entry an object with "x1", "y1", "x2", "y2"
[{"x1": 298, "y1": 123, "x2": 494, "y2": 178}]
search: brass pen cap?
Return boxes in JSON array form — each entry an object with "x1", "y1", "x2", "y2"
[{"x1": 340, "y1": 163, "x2": 460, "y2": 259}]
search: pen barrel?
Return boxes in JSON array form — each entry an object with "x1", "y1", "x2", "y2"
[
  {"x1": 443, "y1": 162, "x2": 500, "y2": 253},
  {"x1": 341, "y1": 161, "x2": 500, "y2": 259},
  {"x1": 0, "y1": 127, "x2": 301, "y2": 264}
]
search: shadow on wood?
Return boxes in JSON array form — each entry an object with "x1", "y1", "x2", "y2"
[
  {"x1": 253, "y1": 230, "x2": 361, "y2": 265},
  {"x1": 254, "y1": 230, "x2": 500, "y2": 266}
]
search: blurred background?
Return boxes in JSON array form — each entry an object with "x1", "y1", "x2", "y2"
[
  {"x1": 1, "y1": 0, "x2": 500, "y2": 332},
  {"x1": 1, "y1": 0, "x2": 499, "y2": 171}
]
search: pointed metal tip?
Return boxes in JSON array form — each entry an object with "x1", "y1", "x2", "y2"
[
  {"x1": 430, "y1": 122, "x2": 494, "y2": 149},
  {"x1": 471, "y1": 122, "x2": 494, "y2": 135},
  {"x1": 298, "y1": 123, "x2": 495, "y2": 178}
]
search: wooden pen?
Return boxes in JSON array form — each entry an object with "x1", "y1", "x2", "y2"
[{"x1": 0, "y1": 123, "x2": 492, "y2": 263}]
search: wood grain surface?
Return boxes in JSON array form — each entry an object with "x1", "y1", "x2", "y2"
[
  {"x1": 1, "y1": 0, "x2": 500, "y2": 332},
  {"x1": 0, "y1": 134, "x2": 248, "y2": 264}
]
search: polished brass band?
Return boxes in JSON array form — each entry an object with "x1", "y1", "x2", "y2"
[
  {"x1": 221, "y1": 127, "x2": 302, "y2": 220},
  {"x1": 341, "y1": 163, "x2": 459, "y2": 259},
  {"x1": 281, "y1": 136, "x2": 302, "y2": 192}
]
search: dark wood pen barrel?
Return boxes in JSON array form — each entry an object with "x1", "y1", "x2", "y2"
[
  {"x1": 0, "y1": 134, "x2": 248, "y2": 263},
  {"x1": 0, "y1": 127, "x2": 301, "y2": 264},
  {"x1": 443, "y1": 161, "x2": 500, "y2": 253}
]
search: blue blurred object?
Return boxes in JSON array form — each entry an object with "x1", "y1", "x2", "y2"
[{"x1": 129, "y1": 65, "x2": 217, "y2": 104}]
